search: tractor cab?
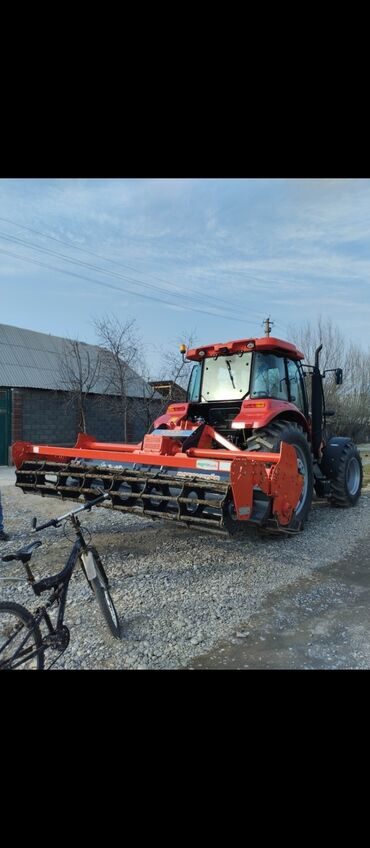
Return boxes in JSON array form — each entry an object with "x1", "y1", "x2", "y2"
[
  {"x1": 184, "y1": 340, "x2": 309, "y2": 441},
  {"x1": 187, "y1": 348, "x2": 307, "y2": 408}
]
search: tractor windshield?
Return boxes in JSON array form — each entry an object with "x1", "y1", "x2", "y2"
[{"x1": 188, "y1": 352, "x2": 252, "y2": 401}]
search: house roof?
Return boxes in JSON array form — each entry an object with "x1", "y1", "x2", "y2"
[{"x1": 0, "y1": 323, "x2": 158, "y2": 398}]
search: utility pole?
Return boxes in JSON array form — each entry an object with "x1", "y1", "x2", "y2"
[{"x1": 263, "y1": 316, "x2": 274, "y2": 337}]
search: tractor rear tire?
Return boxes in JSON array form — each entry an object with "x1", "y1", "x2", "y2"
[
  {"x1": 330, "y1": 442, "x2": 363, "y2": 507},
  {"x1": 246, "y1": 419, "x2": 313, "y2": 530}
]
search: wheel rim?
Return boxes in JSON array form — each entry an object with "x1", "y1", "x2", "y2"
[
  {"x1": 346, "y1": 457, "x2": 361, "y2": 496},
  {"x1": 294, "y1": 444, "x2": 309, "y2": 515}
]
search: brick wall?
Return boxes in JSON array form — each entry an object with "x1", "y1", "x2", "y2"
[
  {"x1": 12, "y1": 388, "x2": 163, "y2": 448},
  {"x1": 85, "y1": 395, "x2": 127, "y2": 442},
  {"x1": 21, "y1": 389, "x2": 78, "y2": 445},
  {"x1": 85, "y1": 395, "x2": 162, "y2": 442},
  {"x1": 11, "y1": 389, "x2": 23, "y2": 442}
]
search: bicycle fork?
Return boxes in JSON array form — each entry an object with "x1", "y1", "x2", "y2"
[{"x1": 80, "y1": 550, "x2": 100, "y2": 581}]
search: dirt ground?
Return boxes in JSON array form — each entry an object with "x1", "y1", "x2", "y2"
[
  {"x1": 0, "y1": 467, "x2": 370, "y2": 670},
  {"x1": 188, "y1": 530, "x2": 370, "y2": 669}
]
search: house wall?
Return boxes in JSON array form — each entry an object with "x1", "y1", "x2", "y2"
[
  {"x1": 85, "y1": 395, "x2": 147, "y2": 443},
  {"x1": 21, "y1": 390, "x2": 78, "y2": 445},
  {"x1": 11, "y1": 389, "x2": 23, "y2": 442},
  {"x1": 85, "y1": 395, "x2": 163, "y2": 442},
  {"x1": 9, "y1": 388, "x2": 163, "y2": 460},
  {"x1": 0, "y1": 388, "x2": 12, "y2": 465}
]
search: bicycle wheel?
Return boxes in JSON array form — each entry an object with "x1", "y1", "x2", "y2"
[
  {"x1": 84, "y1": 547, "x2": 121, "y2": 639},
  {"x1": 0, "y1": 602, "x2": 44, "y2": 670}
]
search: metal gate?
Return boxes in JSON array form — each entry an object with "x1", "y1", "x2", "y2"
[{"x1": 0, "y1": 389, "x2": 11, "y2": 465}]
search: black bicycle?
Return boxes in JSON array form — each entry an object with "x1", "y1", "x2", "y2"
[{"x1": 0, "y1": 493, "x2": 121, "y2": 670}]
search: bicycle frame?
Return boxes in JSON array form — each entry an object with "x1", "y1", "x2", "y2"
[{"x1": 36, "y1": 535, "x2": 84, "y2": 636}]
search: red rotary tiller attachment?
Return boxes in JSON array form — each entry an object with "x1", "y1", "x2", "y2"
[{"x1": 13, "y1": 430, "x2": 304, "y2": 536}]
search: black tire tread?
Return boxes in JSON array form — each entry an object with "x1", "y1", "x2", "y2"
[
  {"x1": 0, "y1": 601, "x2": 44, "y2": 669},
  {"x1": 85, "y1": 550, "x2": 120, "y2": 639},
  {"x1": 330, "y1": 443, "x2": 363, "y2": 507},
  {"x1": 90, "y1": 577, "x2": 121, "y2": 639},
  {"x1": 246, "y1": 420, "x2": 302, "y2": 451}
]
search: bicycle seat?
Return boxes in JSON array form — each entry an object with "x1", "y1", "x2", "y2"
[{"x1": 2, "y1": 540, "x2": 42, "y2": 564}]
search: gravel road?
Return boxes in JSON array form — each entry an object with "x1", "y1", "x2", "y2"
[{"x1": 1, "y1": 474, "x2": 370, "y2": 670}]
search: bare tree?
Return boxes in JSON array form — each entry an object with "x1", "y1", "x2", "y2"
[
  {"x1": 59, "y1": 338, "x2": 101, "y2": 433},
  {"x1": 159, "y1": 329, "x2": 198, "y2": 395},
  {"x1": 287, "y1": 315, "x2": 345, "y2": 372},
  {"x1": 133, "y1": 330, "x2": 198, "y2": 433},
  {"x1": 335, "y1": 344, "x2": 370, "y2": 440},
  {"x1": 93, "y1": 315, "x2": 143, "y2": 441},
  {"x1": 133, "y1": 373, "x2": 166, "y2": 433},
  {"x1": 287, "y1": 315, "x2": 346, "y2": 413},
  {"x1": 287, "y1": 316, "x2": 370, "y2": 441}
]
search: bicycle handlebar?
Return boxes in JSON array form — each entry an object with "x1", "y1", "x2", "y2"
[
  {"x1": 32, "y1": 491, "x2": 109, "y2": 532},
  {"x1": 32, "y1": 517, "x2": 59, "y2": 532}
]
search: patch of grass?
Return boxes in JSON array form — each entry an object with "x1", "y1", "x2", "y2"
[{"x1": 356, "y1": 445, "x2": 370, "y2": 487}]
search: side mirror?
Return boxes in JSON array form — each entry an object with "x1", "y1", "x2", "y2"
[{"x1": 335, "y1": 368, "x2": 343, "y2": 386}]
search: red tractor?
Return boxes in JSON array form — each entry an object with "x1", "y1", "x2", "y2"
[{"x1": 13, "y1": 326, "x2": 363, "y2": 537}]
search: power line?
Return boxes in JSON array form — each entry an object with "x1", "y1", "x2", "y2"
[
  {"x1": 0, "y1": 229, "x2": 240, "y2": 314},
  {"x1": 0, "y1": 245, "x2": 265, "y2": 330},
  {"x1": 0, "y1": 214, "x2": 262, "y2": 318},
  {"x1": 0, "y1": 215, "x2": 292, "y2": 337},
  {"x1": 0, "y1": 228, "x2": 274, "y2": 328}
]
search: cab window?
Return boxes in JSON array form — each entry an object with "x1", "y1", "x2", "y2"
[{"x1": 251, "y1": 353, "x2": 288, "y2": 400}]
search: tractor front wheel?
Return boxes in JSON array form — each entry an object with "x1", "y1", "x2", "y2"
[{"x1": 246, "y1": 419, "x2": 313, "y2": 530}]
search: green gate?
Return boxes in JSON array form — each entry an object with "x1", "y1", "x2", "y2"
[{"x1": 0, "y1": 389, "x2": 11, "y2": 465}]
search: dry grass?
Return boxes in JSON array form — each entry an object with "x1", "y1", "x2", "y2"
[{"x1": 358, "y1": 445, "x2": 370, "y2": 487}]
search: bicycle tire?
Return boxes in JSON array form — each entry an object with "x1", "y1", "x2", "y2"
[
  {"x1": 84, "y1": 548, "x2": 121, "y2": 639},
  {"x1": 0, "y1": 601, "x2": 44, "y2": 670}
]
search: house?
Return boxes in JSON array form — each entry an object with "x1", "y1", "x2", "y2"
[
  {"x1": 149, "y1": 380, "x2": 187, "y2": 402},
  {"x1": 0, "y1": 323, "x2": 161, "y2": 465}
]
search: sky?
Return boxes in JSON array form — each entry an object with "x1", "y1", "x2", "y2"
[{"x1": 1, "y1": 177, "x2": 370, "y2": 376}]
